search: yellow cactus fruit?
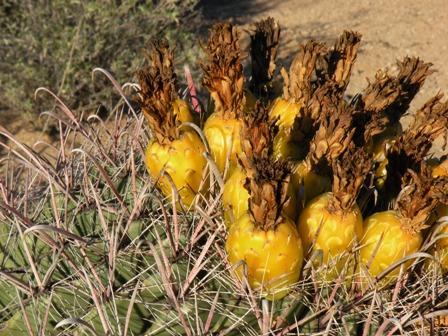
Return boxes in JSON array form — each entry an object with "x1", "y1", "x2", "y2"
[
  {"x1": 292, "y1": 161, "x2": 331, "y2": 206},
  {"x1": 222, "y1": 167, "x2": 248, "y2": 226},
  {"x1": 270, "y1": 98, "x2": 302, "y2": 133},
  {"x1": 226, "y1": 158, "x2": 303, "y2": 300},
  {"x1": 223, "y1": 102, "x2": 299, "y2": 227},
  {"x1": 145, "y1": 132, "x2": 206, "y2": 208},
  {"x1": 360, "y1": 166, "x2": 448, "y2": 284},
  {"x1": 203, "y1": 113, "x2": 242, "y2": 176},
  {"x1": 432, "y1": 159, "x2": 448, "y2": 178},
  {"x1": 269, "y1": 42, "x2": 321, "y2": 162},
  {"x1": 202, "y1": 22, "x2": 246, "y2": 175},
  {"x1": 139, "y1": 39, "x2": 206, "y2": 209},
  {"x1": 360, "y1": 211, "x2": 422, "y2": 282},
  {"x1": 171, "y1": 98, "x2": 194, "y2": 124},
  {"x1": 272, "y1": 127, "x2": 303, "y2": 161},
  {"x1": 298, "y1": 192, "x2": 363, "y2": 261},
  {"x1": 298, "y1": 146, "x2": 371, "y2": 277},
  {"x1": 227, "y1": 213, "x2": 303, "y2": 300}
]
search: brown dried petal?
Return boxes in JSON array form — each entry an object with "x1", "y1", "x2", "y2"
[
  {"x1": 202, "y1": 22, "x2": 245, "y2": 118},
  {"x1": 138, "y1": 38, "x2": 179, "y2": 144},
  {"x1": 240, "y1": 102, "x2": 278, "y2": 164},
  {"x1": 396, "y1": 165, "x2": 448, "y2": 232},
  {"x1": 283, "y1": 41, "x2": 327, "y2": 103},
  {"x1": 250, "y1": 17, "x2": 281, "y2": 95},
  {"x1": 352, "y1": 57, "x2": 433, "y2": 146},
  {"x1": 244, "y1": 158, "x2": 291, "y2": 230},
  {"x1": 327, "y1": 30, "x2": 362, "y2": 92},
  {"x1": 305, "y1": 87, "x2": 354, "y2": 168},
  {"x1": 329, "y1": 145, "x2": 372, "y2": 212}
]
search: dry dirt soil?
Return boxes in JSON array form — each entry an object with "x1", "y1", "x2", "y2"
[{"x1": 204, "y1": 0, "x2": 448, "y2": 114}]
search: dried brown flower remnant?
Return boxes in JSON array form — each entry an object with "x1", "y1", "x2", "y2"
[
  {"x1": 305, "y1": 87, "x2": 354, "y2": 169},
  {"x1": 396, "y1": 165, "x2": 448, "y2": 233},
  {"x1": 240, "y1": 102, "x2": 278, "y2": 165},
  {"x1": 352, "y1": 57, "x2": 433, "y2": 146},
  {"x1": 383, "y1": 94, "x2": 448, "y2": 200},
  {"x1": 352, "y1": 71, "x2": 398, "y2": 146},
  {"x1": 250, "y1": 17, "x2": 281, "y2": 96},
  {"x1": 329, "y1": 145, "x2": 372, "y2": 213},
  {"x1": 327, "y1": 30, "x2": 362, "y2": 92},
  {"x1": 387, "y1": 57, "x2": 434, "y2": 123},
  {"x1": 202, "y1": 22, "x2": 245, "y2": 118},
  {"x1": 138, "y1": 38, "x2": 179, "y2": 144},
  {"x1": 244, "y1": 157, "x2": 292, "y2": 230},
  {"x1": 282, "y1": 41, "x2": 327, "y2": 103}
]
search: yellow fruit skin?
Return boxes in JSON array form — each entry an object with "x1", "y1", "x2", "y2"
[
  {"x1": 374, "y1": 158, "x2": 388, "y2": 189},
  {"x1": 222, "y1": 168, "x2": 249, "y2": 226},
  {"x1": 226, "y1": 214, "x2": 303, "y2": 300},
  {"x1": 292, "y1": 162, "x2": 331, "y2": 205},
  {"x1": 223, "y1": 167, "x2": 300, "y2": 227},
  {"x1": 145, "y1": 131, "x2": 206, "y2": 208},
  {"x1": 430, "y1": 161, "x2": 448, "y2": 270},
  {"x1": 270, "y1": 98, "x2": 303, "y2": 161},
  {"x1": 203, "y1": 113, "x2": 243, "y2": 175},
  {"x1": 370, "y1": 124, "x2": 401, "y2": 189},
  {"x1": 298, "y1": 193, "x2": 363, "y2": 275},
  {"x1": 370, "y1": 123, "x2": 402, "y2": 161},
  {"x1": 432, "y1": 160, "x2": 448, "y2": 178},
  {"x1": 434, "y1": 211, "x2": 448, "y2": 271},
  {"x1": 269, "y1": 98, "x2": 301, "y2": 131},
  {"x1": 360, "y1": 211, "x2": 422, "y2": 282},
  {"x1": 273, "y1": 129, "x2": 303, "y2": 161},
  {"x1": 172, "y1": 99, "x2": 194, "y2": 123}
]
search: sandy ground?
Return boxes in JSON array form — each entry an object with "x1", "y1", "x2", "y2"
[{"x1": 203, "y1": 0, "x2": 448, "y2": 113}]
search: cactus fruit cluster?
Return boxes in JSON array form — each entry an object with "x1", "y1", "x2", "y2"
[{"x1": 1, "y1": 17, "x2": 448, "y2": 335}]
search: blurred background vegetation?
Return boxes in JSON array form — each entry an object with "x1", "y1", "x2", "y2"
[{"x1": 0, "y1": 0, "x2": 201, "y2": 132}]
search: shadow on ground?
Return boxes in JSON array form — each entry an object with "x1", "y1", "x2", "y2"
[{"x1": 198, "y1": 0, "x2": 273, "y2": 25}]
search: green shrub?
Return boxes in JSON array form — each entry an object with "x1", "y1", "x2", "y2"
[{"x1": 0, "y1": 0, "x2": 199, "y2": 127}]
